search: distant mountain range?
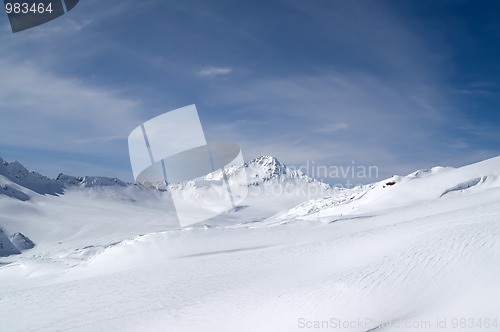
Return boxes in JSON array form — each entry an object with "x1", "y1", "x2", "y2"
[
  {"x1": 0, "y1": 155, "x2": 328, "y2": 201},
  {"x1": 2, "y1": 154, "x2": 500, "y2": 257}
]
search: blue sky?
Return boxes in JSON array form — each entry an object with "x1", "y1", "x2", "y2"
[{"x1": 0, "y1": 0, "x2": 499, "y2": 184}]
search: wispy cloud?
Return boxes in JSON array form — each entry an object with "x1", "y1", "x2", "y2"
[
  {"x1": 1, "y1": 0, "x2": 498, "y2": 181},
  {"x1": 0, "y1": 60, "x2": 142, "y2": 155},
  {"x1": 453, "y1": 89, "x2": 494, "y2": 96},
  {"x1": 196, "y1": 69, "x2": 472, "y2": 181},
  {"x1": 446, "y1": 141, "x2": 469, "y2": 150},
  {"x1": 197, "y1": 66, "x2": 233, "y2": 77}
]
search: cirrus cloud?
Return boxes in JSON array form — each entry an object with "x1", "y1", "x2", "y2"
[{"x1": 197, "y1": 66, "x2": 233, "y2": 78}]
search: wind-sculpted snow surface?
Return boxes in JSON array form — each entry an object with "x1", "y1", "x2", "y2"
[{"x1": 0, "y1": 156, "x2": 500, "y2": 331}]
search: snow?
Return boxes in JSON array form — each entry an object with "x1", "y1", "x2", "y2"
[
  {"x1": 56, "y1": 173, "x2": 127, "y2": 188},
  {"x1": 281, "y1": 156, "x2": 500, "y2": 221},
  {"x1": 0, "y1": 155, "x2": 499, "y2": 331},
  {"x1": 0, "y1": 181, "x2": 31, "y2": 201},
  {"x1": 0, "y1": 228, "x2": 21, "y2": 257},
  {"x1": 0, "y1": 157, "x2": 64, "y2": 195},
  {"x1": 9, "y1": 232, "x2": 35, "y2": 251}
]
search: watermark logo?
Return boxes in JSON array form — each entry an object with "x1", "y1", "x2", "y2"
[
  {"x1": 128, "y1": 104, "x2": 248, "y2": 227},
  {"x1": 4, "y1": 0, "x2": 79, "y2": 33}
]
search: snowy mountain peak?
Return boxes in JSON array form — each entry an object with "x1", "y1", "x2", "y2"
[
  {"x1": 249, "y1": 155, "x2": 288, "y2": 174},
  {"x1": 0, "y1": 157, "x2": 64, "y2": 195},
  {"x1": 0, "y1": 157, "x2": 41, "y2": 180},
  {"x1": 242, "y1": 155, "x2": 322, "y2": 186},
  {"x1": 152, "y1": 155, "x2": 330, "y2": 193}
]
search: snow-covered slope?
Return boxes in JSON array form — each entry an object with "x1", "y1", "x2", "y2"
[
  {"x1": 0, "y1": 181, "x2": 30, "y2": 201},
  {"x1": 274, "y1": 156, "x2": 500, "y2": 222},
  {"x1": 0, "y1": 158, "x2": 127, "y2": 201},
  {"x1": 56, "y1": 173, "x2": 127, "y2": 188},
  {"x1": 0, "y1": 155, "x2": 499, "y2": 331},
  {"x1": 0, "y1": 157, "x2": 64, "y2": 196}
]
